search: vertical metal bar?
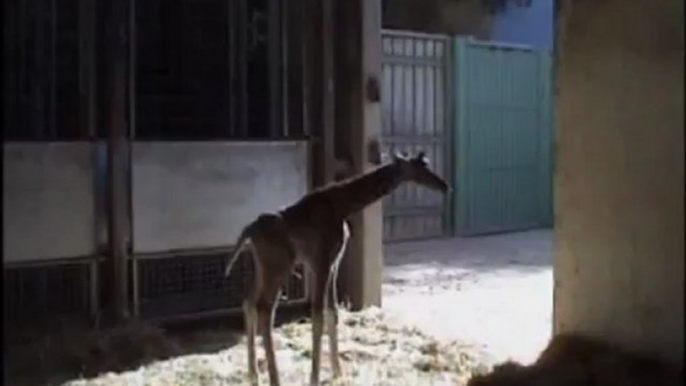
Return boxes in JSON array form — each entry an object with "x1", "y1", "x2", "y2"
[
  {"x1": 281, "y1": 0, "x2": 289, "y2": 137},
  {"x1": 302, "y1": 0, "x2": 314, "y2": 189},
  {"x1": 89, "y1": 259, "x2": 99, "y2": 320},
  {"x1": 444, "y1": 37, "x2": 454, "y2": 235},
  {"x1": 127, "y1": 0, "x2": 137, "y2": 318},
  {"x1": 131, "y1": 254, "x2": 139, "y2": 316},
  {"x1": 129, "y1": 0, "x2": 136, "y2": 140},
  {"x1": 105, "y1": 0, "x2": 132, "y2": 321},
  {"x1": 40, "y1": 266, "x2": 49, "y2": 317},
  {"x1": 305, "y1": 0, "x2": 333, "y2": 186},
  {"x1": 79, "y1": 0, "x2": 96, "y2": 139},
  {"x1": 301, "y1": 0, "x2": 312, "y2": 138},
  {"x1": 3, "y1": 0, "x2": 17, "y2": 135},
  {"x1": 239, "y1": 0, "x2": 248, "y2": 137},
  {"x1": 434, "y1": 40, "x2": 441, "y2": 233},
  {"x1": 387, "y1": 38, "x2": 397, "y2": 238},
  {"x1": 16, "y1": 0, "x2": 27, "y2": 137},
  {"x1": 322, "y1": 0, "x2": 335, "y2": 183},
  {"x1": 50, "y1": 0, "x2": 57, "y2": 139},
  {"x1": 267, "y1": 0, "x2": 281, "y2": 138},
  {"x1": 32, "y1": 0, "x2": 46, "y2": 140},
  {"x1": 453, "y1": 38, "x2": 468, "y2": 235},
  {"x1": 409, "y1": 39, "x2": 417, "y2": 213},
  {"x1": 228, "y1": 0, "x2": 236, "y2": 137},
  {"x1": 388, "y1": 39, "x2": 395, "y2": 137},
  {"x1": 80, "y1": 0, "x2": 100, "y2": 318},
  {"x1": 21, "y1": 0, "x2": 30, "y2": 138},
  {"x1": 287, "y1": 0, "x2": 304, "y2": 139}
]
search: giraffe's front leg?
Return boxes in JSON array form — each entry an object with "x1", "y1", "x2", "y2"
[
  {"x1": 243, "y1": 299, "x2": 259, "y2": 386},
  {"x1": 258, "y1": 293, "x2": 281, "y2": 386},
  {"x1": 309, "y1": 272, "x2": 327, "y2": 386}
]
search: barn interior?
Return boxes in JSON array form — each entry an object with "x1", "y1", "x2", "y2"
[{"x1": 3, "y1": 0, "x2": 683, "y2": 385}]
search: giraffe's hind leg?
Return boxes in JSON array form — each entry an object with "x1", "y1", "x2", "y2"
[
  {"x1": 243, "y1": 295, "x2": 259, "y2": 386},
  {"x1": 249, "y1": 215, "x2": 296, "y2": 386},
  {"x1": 255, "y1": 281, "x2": 287, "y2": 386},
  {"x1": 326, "y1": 263, "x2": 342, "y2": 378},
  {"x1": 244, "y1": 277, "x2": 288, "y2": 386}
]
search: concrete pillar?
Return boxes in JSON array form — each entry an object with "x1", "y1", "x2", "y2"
[
  {"x1": 334, "y1": 0, "x2": 384, "y2": 310},
  {"x1": 554, "y1": 0, "x2": 684, "y2": 364}
]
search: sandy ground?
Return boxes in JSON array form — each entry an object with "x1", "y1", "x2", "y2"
[{"x1": 382, "y1": 229, "x2": 554, "y2": 366}]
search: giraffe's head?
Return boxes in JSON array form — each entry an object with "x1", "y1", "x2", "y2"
[{"x1": 393, "y1": 151, "x2": 449, "y2": 193}]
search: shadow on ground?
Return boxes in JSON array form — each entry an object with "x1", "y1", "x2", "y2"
[{"x1": 5, "y1": 304, "x2": 309, "y2": 386}]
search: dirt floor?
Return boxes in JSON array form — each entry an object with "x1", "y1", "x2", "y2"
[{"x1": 382, "y1": 229, "x2": 554, "y2": 366}]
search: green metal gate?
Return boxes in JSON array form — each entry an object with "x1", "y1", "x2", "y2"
[
  {"x1": 453, "y1": 38, "x2": 553, "y2": 235},
  {"x1": 381, "y1": 30, "x2": 453, "y2": 242}
]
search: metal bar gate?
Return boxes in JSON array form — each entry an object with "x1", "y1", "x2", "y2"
[{"x1": 381, "y1": 29, "x2": 453, "y2": 242}]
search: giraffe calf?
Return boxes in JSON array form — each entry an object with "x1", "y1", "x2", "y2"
[{"x1": 225, "y1": 151, "x2": 449, "y2": 386}]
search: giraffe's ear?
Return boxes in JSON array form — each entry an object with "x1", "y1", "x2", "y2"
[
  {"x1": 414, "y1": 151, "x2": 429, "y2": 165},
  {"x1": 393, "y1": 151, "x2": 409, "y2": 161}
]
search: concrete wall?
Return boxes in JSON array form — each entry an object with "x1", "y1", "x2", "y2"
[
  {"x1": 3, "y1": 143, "x2": 97, "y2": 262},
  {"x1": 131, "y1": 141, "x2": 308, "y2": 253},
  {"x1": 554, "y1": 0, "x2": 684, "y2": 364}
]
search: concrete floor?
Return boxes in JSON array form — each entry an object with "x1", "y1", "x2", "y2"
[{"x1": 382, "y1": 229, "x2": 553, "y2": 365}]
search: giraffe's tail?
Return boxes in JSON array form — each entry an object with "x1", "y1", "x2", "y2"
[{"x1": 224, "y1": 227, "x2": 251, "y2": 278}]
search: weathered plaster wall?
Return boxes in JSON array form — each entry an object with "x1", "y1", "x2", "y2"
[{"x1": 554, "y1": 0, "x2": 684, "y2": 364}]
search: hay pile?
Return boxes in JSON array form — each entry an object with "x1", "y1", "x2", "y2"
[
  {"x1": 6, "y1": 319, "x2": 181, "y2": 386},
  {"x1": 60, "y1": 308, "x2": 489, "y2": 386}
]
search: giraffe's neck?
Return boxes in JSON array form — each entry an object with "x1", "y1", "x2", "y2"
[{"x1": 328, "y1": 163, "x2": 403, "y2": 219}]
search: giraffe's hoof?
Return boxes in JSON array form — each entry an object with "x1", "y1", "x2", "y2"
[
  {"x1": 257, "y1": 358, "x2": 267, "y2": 372},
  {"x1": 248, "y1": 371, "x2": 259, "y2": 386},
  {"x1": 332, "y1": 359, "x2": 343, "y2": 379}
]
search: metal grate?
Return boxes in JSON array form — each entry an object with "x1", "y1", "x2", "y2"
[
  {"x1": 4, "y1": 262, "x2": 92, "y2": 326},
  {"x1": 135, "y1": 251, "x2": 307, "y2": 319},
  {"x1": 381, "y1": 29, "x2": 453, "y2": 242}
]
